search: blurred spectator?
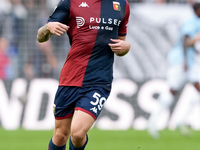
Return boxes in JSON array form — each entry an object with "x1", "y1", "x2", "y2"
[
  {"x1": 23, "y1": 40, "x2": 58, "y2": 79},
  {"x1": 0, "y1": 0, "x2": 12, "y2": 14},
  {"x1": 3, "y1": 0, "x2": 27, "y2": 51},
  {"x1": 21, "y1": 0, "x2": 59, "y2": 79},
  {"x1": 46, "y1": 0, "x2": 59, "y2": 11},
  {"x1": 0, "y1": 37, "x2": 13, "y2": 80},
  {"x1": 0, "y1": 0, "x2": 27, "y2": 79},
  {"x1": 0, "y1": 0, "x2": 12, "y2": 36},
  {"x1": 9, "y1": 0, "x2": 27, "y2": 46}
]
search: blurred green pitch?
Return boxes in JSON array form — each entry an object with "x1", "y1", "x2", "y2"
[{"x1": 0, "y1": 128, "x2": 200, "y2": 150}]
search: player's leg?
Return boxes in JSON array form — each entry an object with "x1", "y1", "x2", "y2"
[
  {"x1": 48, "y1": 86, "x2": 79, "y2": 150},
  {"x1": 68, "y1": 86, "x2": 110, "y2": 149},
  {"x1": 48, "y1": 117, "x2": 72, "y2": 150},
  {"x1": 147, "y1": 88, "x2": 175, "y2": 139},
  {"x1": 176, "y1": 64, "x2": 200, "y2": 136},
  {"x1": 182, "y1": 64, "x2": 200, "y2": 118},
  {"x1": 177, "y1": 82, "x2": 200, "y2": 122},
  {"x1": 189, "y1": 61, "x2": 200, "y2": 102},
  {"x1": 148, "y1": 64, "x2": 185, "y2": 139},
  {"x1": 69, "y1": 110, "x2": 95, "y2": 150},
  {"x1": 175, "y1": 82, "x2": 200, "y2": 137}
]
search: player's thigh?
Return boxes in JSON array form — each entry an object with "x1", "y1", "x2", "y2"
[
  {"x1": 188, "y1": 64, "x2": 200, "y2": 84},
  {"x1": 167, "y1": 64, "x2": 186, "y2": 90},
  {"x1": 70, "y1": 86, "x2": 110, "y2": 136},
  {"x1": 71, "y1": 110, "x2": 95, "y2": 136}
]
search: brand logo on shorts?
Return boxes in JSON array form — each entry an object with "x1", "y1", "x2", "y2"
[
  {"x1": 90, "y1": 107, "x2": 98, "y2": 114},
  {"x1": 76, "y1": 17, "x2": 85, "y2": 28}
]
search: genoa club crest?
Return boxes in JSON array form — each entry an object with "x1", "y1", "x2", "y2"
[{"x1": 113, "y1": 1, "x2": 121, "y2": 11}]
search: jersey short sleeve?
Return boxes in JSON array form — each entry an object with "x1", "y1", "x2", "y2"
[
  {"x1": 48, "y1": 0, "x2": 70, "y2": 25},
  {"x1": 118, "y1": 0, "x2": 130, "y2": 36},
  {"x1": 180, "y1": 15, "x2": 200, "y2": 38}
]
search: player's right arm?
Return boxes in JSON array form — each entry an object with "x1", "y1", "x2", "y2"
[
  {"x1": 184, "y1": 33, "x2": 200, "y2": 47},
  {"x1": 37, "y1": 22, "x2": 69, "y2": 43}
]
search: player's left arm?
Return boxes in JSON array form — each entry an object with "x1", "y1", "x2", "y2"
[
  {"x1": 37, "y1": 0, "x2": 70, "y2": 43},
  {"x1": 108, "y1": 36, "x2": 130, "y2": 56}
]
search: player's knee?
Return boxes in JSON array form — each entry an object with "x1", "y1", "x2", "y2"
[
  {"x1": 158, "y1": 90, "x2": 174, "y2": 108},
  {"x1": 71, "y1": 130, "x2": 86, "y2": 143},
  {"x1": 54, "y1": 129, "x2": 70, "y2": 143}
]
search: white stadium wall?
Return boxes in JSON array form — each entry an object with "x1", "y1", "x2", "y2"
[
  {"x1": 1, "y1": 78, "x2": 200, "y2": 130},
  {"x1": 1, "y1": 4, "x2": 200, "y2": 130}
]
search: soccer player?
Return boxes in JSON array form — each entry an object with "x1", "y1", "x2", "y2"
[
  {"x1": 37, "y1": 0, "x2": 130, "y2": 149},
  {"x1": 147, "y1": 2, "x2": 200, "y2": 139}
]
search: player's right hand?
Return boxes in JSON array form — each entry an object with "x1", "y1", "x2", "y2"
[{"x1": 47, "y1": 22, "x2": 69, "y2": 36}]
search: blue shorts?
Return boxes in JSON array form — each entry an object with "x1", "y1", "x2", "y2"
[{"x1": 53, "y1": 86, "x2": 110, "y2": 120}]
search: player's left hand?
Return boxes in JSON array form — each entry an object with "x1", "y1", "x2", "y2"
[{"x1": 108, "y1": 39, "x2": 130, "y2": 56}]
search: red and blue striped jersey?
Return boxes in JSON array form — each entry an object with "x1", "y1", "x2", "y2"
[{"x1": 48, "y1": 0, "x2": 130, "y2": 90}]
